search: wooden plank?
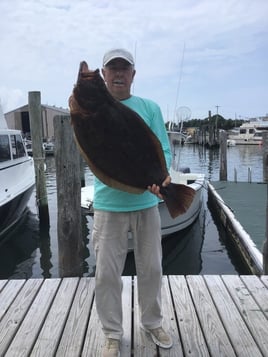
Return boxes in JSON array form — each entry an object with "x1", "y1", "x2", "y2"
[
  {"x1": 260, "y1": 274, "x2": 268, "y2": 288},
  {"x1": 31, "y1": 277, "x2": 79, "y2": 356},
  {"x1": 0, "y1": 279, "x2": 43, "y2": 356},
  {"x1": 121, "y1": 276, "x2": 132, "y2": 356},
  {"x1": 159, "y1": 276, "x2": 183, "y2": 357},
  {"x1": 82, "y1": 277, "x2": 132, "y2": 356},
  {"x1": 187, "y1": 275, "x2": 236, "y2": 356},
  {"x1": 56, "y1": 278, "x2": 95, "y2": 356},
  {"x1": 133, "y1": 276, "x2": 158, "y2": 356},
  {"x1": 82, "y1": 284, "x2": 105, "y2": 356},
  {"x1": 204, "y1": 275, "x2": 262, "y2": 357},
  {"x1": 0, "y1": 280, "x2": 8, "y2": 292},
  {"x1": 1, "y1": 275, "x2": 268, "y2": 356},
  {"x1": 241, "y1": 275, "x2": 268, "y2": 319},
  {"x1": 169, "y1": 275, "x2": 209, "y2": 357},
  {"x1": 0, "y1": 280, "x2": 25, "y2": 320},
  {"x1": 4, "y1": 278, "x2": 61, "y2": 357},
  {"x1": 222, "y1": 275, "x2": 268, "y2": 356}
]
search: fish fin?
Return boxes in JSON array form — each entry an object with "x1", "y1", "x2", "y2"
[
  {"x1": 74, "y1": 135, "x2": 145, "y2": 194},
  {"x1": 160, "y1": 183, "x2": 195, "y2": 218}
]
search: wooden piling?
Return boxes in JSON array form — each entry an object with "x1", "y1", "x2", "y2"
[
  {"x1": 80, "y1": 156, "x2": 86, "y2": 188},
  {"x1": 208, "y1": 110, "x2": 213, "y2": 147},
  {"x1": 264, "y1": 188, "x2": 268, "y2": 274},
  {"x1": 219, "y1": 130, "x2": 227, "y2": 181},
  {"x1": 263, "y1": 132, "x2": 268, "y2": 273},
  {"x1": 262, "y1": 132, "x2": 268, "y2": 182},
  {"x1": 54, "y1": 115, "x2": 83, "y2": 277},
  {"x1": 28, "y1": 91, "x2": 50, "y2": 227}
]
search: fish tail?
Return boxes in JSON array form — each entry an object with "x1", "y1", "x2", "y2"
[{"x1": 160, "y1": 183, "x2": 195, "y2": 218}]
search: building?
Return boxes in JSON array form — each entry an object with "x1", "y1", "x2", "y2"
[{"x1": 4, "y1": 104, "x2": 69, "y2": 141}]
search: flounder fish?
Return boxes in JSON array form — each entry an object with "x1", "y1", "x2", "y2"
[{"x1": 69, "y1": 61, "x2": 195, "y2": 218}]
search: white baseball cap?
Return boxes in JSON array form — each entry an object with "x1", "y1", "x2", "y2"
[{"x1": 103, "y1": 48, "x2": 135, "y2": 67}]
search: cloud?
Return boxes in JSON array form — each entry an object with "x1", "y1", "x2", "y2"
[{"x1": 0, "y1": 0, "x2": 267, "y2": 119}]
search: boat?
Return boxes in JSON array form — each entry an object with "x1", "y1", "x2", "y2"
[
  {"x1": 81, "y1": 168, "x2": 205, "y2": 233},
  {"x1": 43, "y1": 141, "x2": 55, "y2": 156},
  {"x1": 81, "y1": 131, "x2": 205, "y2": 250},
  {"x1": 227, "y1": 139, "x2": 236, "y2": 147},
  {"x1": 228, "y1": 120, "x2": 268, "y2": 145},
  {"x1": 24, "y1": 140, "x2": 55, "y2": 156},
  {"x1": 0, "y1": 104, "x2": 35, "y2": 241}
]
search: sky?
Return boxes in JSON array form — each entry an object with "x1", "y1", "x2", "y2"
[{"x1": 0, "y1": 0, "x2": 267, "y2": 122}]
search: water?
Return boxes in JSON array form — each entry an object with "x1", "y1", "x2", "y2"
[{"x1": 0, "y1": 144, "x2": 264, "y2": 279}]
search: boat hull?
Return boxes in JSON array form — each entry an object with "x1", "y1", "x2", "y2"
[
  {"x1": 0, "y1": 184, "x2": 35, "y2": 240},
  {"x1": 228, "y1": 138, "x2": 262, "y2": 145},
  {"x1": 0, "y1": 124, "x2": 36, "y2": 241},
  {"x1": 81, "y1": 171, "x2": 205, "y2": 250}
]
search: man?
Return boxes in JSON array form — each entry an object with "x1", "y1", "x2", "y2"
[{"x1": 93, "y1": 48, "x2": 173, "y2": 357}]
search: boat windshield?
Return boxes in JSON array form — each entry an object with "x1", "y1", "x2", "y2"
[
  {"x1": 11, "y1": 134, "x2": 26, "y2": 159},
  {"x1": 0, "y1": 135, "x2": 11, "y2": 162}
]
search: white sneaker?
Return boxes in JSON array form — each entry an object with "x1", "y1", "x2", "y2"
[
  {"x1": 143, "y1": 326, "x2": 173, "y2": 349},
  {"x1": 102, "y1": 338, "x2": 120, "y2": 357}
]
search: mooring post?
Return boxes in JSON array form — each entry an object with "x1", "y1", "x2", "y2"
[
  {"x1": 219, "y1": 130, "x2": 227, "y2": 181},
  {"x1": 54, "y1": 115, "x2": 83, "y2": 277},
  {"x1": 28, "y1": 91, "x2": 50, "y2": 227},
  {"x1": 208, "y1": 110, "x2": 213, "y2": 147},
  {"x1": 262, "y1": 131, "x2": 268, "y2": 273},
  {"x1": 263, "y1": 132, "x2": 268, "y2": 183},
  {"x1": 80, "y1": 156, "x2": 86, "y2": 188},
  {"x1": 264, "y1": 187, "x2": 268, "y2": 274}
]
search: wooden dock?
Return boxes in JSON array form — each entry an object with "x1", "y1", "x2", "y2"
[
  {"x1": 208, "y1": 181, "x2": 265, "y2": 275},
  {"x1": 1, "y1": 275, "x2": 268, "y2": 356}
]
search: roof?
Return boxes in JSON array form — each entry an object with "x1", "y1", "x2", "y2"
[{"x1": 4, "y1": 104, "x2": 69, "y2": 115}]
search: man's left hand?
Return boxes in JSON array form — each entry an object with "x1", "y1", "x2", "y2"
[{"x1": 147, "y1": 175, "x2": 171, "y2": 199}]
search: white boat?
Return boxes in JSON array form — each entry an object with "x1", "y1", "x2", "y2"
[
  {"x1": 81, "y1": 168, "x2": 205, "y2": 233},
  {"x1": 228, "y1": 120, "x2": 268, "y2": 145},
  {"x1": 81, "y1": 131, "x2": 205, "y2": 249},
  {"x1": 0, "y1": 105, "x2": 35, "y2": 240},
  {"x1": 24, "y1": 140, "x2": 55, "y2": 156},
  {"x1": 227, "y1": 139, "x2": 236, "y2": 147},
  {"x1": 43, "y1": 141, "x2": 55, "y2": 155}
]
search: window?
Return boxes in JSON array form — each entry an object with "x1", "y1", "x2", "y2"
[
  {"x1": 0, "y1": 135, "x2": 11, "y2": 162},
  {"x1": 11, "y1": 134, "x2": 26, "y2": 159}
]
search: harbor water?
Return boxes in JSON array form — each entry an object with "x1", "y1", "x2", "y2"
[{"x1": 0, "y1": 144, "x2": 265, "y2": 279}]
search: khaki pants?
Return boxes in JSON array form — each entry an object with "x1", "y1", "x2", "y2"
[{"x1": 93, "y1": 206, "x2": 163, "y2": 339}]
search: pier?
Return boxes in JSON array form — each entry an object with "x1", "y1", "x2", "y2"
[
  {"x1": 1, "y1": 275, "x2": 268, "y2": 356},
  {"x1": 208, "y1": 181, "x2": 265, "y2": 275}
]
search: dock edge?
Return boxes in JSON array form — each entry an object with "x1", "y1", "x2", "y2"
[{"x1": 207, "y1": 182, "x2": 263, "y2": 275}]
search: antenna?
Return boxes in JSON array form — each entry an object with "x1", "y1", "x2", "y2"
[
  {"x1": 175, "y1": 106, "x2": 191, "y2": 170},
  {"x1": 176, "y1": 106, "x2": 191, "y2": 133},
  {"x1": 173, "y1": 42, "x2": 186, "y2": 123}
]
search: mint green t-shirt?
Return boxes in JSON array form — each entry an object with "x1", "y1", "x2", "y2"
[{"x1": 93, "y1": 95, "x2": 172, "y2": 212}]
